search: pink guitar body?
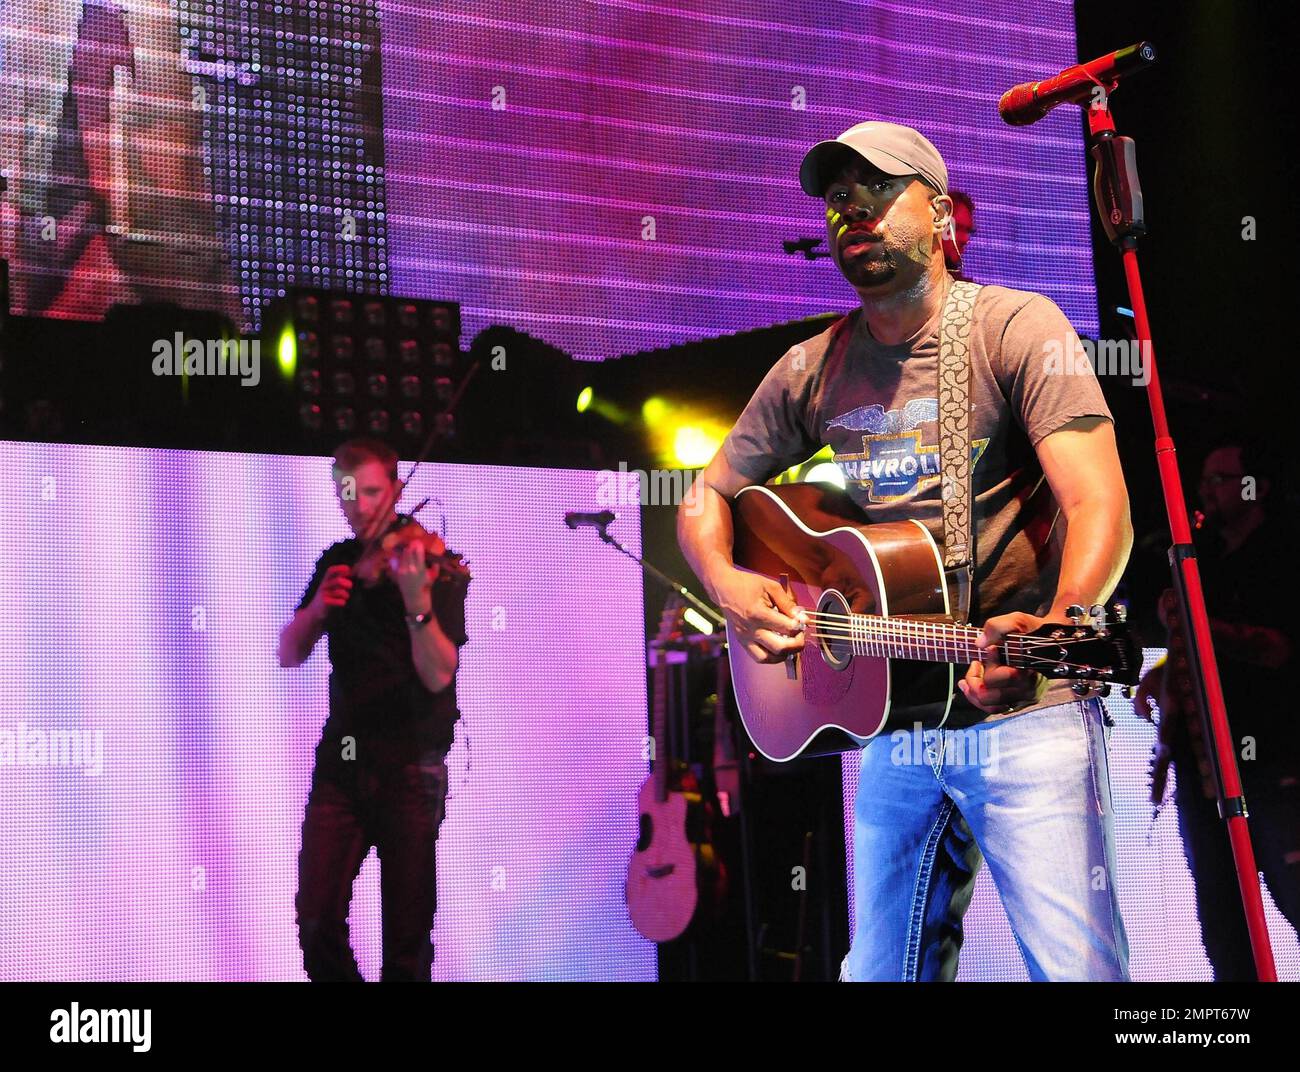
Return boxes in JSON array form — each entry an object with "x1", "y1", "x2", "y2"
[{"x1": 625, "y1": 779, "x2": 700, "y2": 943}]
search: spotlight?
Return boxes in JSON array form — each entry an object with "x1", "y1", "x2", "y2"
[{"x1": 671, "y1": 425, "x2": 723, "y2": 469}]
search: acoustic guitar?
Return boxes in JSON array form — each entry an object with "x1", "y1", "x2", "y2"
[{"x1": 727, "y1": 482, "x2": 1141, "y2": 761}]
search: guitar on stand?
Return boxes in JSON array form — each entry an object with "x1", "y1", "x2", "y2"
[
  {"x1": 564, "y1": 507, "x2": 745, "y2": 965},
  {"x1": 626, "y1": 596, "x2": 726, "y2": 942}
]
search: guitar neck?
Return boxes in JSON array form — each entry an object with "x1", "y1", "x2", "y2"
[
  {"x1": 824, "y1": 614, "x2": 1035, "y2": 668},
  {"x1": 651, "y1": 648, "x2": 669, "y2": 804}
]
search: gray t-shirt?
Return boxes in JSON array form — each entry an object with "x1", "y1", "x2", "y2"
[{"x1": 720, "y1": 277, "x2": 1114, "y2": 720}]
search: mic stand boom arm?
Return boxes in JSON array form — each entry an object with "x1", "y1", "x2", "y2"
[{"x1": 588, "y1": 517, "x2": 726, "y2": 629}]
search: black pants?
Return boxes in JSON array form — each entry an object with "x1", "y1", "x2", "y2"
[
  {"x1": 296, "y1": 749, "x2": 449, "y2": 981},
  {"x1": 1175, "y1": 750, "x2": 1300, "y2": 980}
]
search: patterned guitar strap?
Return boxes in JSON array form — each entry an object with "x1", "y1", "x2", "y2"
[{"x1": 937, "y1": 278, "x2": 983, "y2": 625}]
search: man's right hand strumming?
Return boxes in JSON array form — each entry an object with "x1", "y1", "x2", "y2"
[
  {"x1": 711, "y1": 568, "x2": 807, "y2": 665},
  {"x1": 677, "y1": 449, "x2": 808, "y2": 665}
]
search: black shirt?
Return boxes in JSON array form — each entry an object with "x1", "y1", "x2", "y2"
[{"x1": 297, "y1": 537, "x2": 470, "y2": 766}]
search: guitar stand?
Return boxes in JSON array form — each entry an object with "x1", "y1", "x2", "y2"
[
  {"x1": 1087, "y1": 68, "x2": 1277, "y2": 979},
  {"x1": 585, "y1": 522, "x2": 760, "y2": 979}
]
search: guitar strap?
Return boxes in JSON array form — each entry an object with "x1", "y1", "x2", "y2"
[{"x1": 936, "y1": 277, "x2": 983, "y2": 625}]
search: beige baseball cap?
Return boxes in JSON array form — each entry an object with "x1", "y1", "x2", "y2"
[{"x1": 799, "y1": 121, "x2": 949, "y2": 198}]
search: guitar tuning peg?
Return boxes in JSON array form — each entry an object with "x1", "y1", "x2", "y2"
[
  {"x1": 1120, "y1": 684, "x2": 1135, "y2": 699},
  {"x1": 1097, "y1": 683, "x2": 1111, "y2": 698},
  {"x1": 1065, "y1": 603, "x2": 1085, "y2": 624},
  {"x1": 1089, "y1": 604, "x2": 1108, "y2": 635}
]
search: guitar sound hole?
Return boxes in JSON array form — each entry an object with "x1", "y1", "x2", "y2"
[{"x1": 816, "y1": 589, "x2": 852, "y2": 671}]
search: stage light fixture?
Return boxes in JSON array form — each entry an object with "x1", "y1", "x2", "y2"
[
  {"x1": 299, "y1": 402, "x2": 322, "y2": 430},
  {"x1": 262, "y1": 288, "x2": 466, "y2": 453}
]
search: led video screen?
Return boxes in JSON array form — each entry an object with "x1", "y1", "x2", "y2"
[
  {"x1": 0, "y1": 441, "x2": 655, "y2": 981},
  {"x1": 3, "y1": 0, "x2": 1099, "y2": 358}
]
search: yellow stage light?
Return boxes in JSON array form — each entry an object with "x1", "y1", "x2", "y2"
[
  {"x1": 278, "y1": 322, "x2": 297, "y2": 378},
  {"x1": 671, "y1": 425, "x2": 724, "y2": 469}
]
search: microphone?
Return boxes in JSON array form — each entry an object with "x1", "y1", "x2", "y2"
[
  {"x1": 564, "y1": 510, "x2": 615, "y2": 530},
  {"x1": 999, "y1": 41, "x2": 1156, "y2": 126}
]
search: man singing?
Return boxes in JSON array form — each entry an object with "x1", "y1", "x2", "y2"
[
  {"x1": 678, "y1": 121, "x2": 1133, "y2": 981},
  {"x1": 278, "y1": 437, "x2": 469, "y2": 981}
]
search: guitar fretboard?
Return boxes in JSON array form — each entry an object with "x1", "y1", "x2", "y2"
[{"x1": 807, "y1": 614, "x2": 1040, "y2": 668}]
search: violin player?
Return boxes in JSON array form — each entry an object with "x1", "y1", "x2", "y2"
[{"x1": 277, "y1": 437, "x2": 470, "y2": 981}]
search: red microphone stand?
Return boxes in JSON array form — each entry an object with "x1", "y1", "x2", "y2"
[{"x1": 1085, "y1": 63, "x2": 1277, "y2": 981}]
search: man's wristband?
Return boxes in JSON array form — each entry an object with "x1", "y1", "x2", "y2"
[{"x1": 405, "y1": 608, "x2": 434, "y2": 629}]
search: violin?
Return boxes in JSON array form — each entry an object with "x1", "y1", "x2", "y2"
[{"x1": 354, "y1": 512, "x2": 471, "y2": 588}]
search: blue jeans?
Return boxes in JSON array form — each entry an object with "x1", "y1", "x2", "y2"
[{"x1": 841, "y1": 697, "x2": 1130, "y2": 981}]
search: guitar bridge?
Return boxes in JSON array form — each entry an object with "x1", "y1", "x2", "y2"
[{"x1": 780, "y1": 572, "x2": 799, "y2": 679}]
